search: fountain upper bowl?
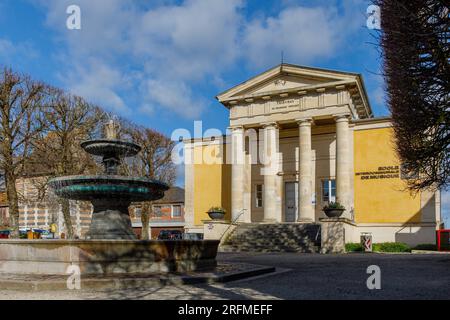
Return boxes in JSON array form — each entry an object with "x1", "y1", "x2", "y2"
[
  {"x1": 81, "y1": 139, "x2": 141, "y2": 158},
  {"x1": 48, "y1": 175, "x2": 169, "y2": 202}
]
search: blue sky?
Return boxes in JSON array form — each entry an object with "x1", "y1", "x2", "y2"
[{"x1": 0, "y1": 0, "x2": 447, "y2": 225}]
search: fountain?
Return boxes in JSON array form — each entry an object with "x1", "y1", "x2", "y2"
[
  {"x1": 48, "y1": 119, "x2": 168, "y2": 240},
  {"x1": 0, "y1": 119, "x2": 219, "y2": 276}
]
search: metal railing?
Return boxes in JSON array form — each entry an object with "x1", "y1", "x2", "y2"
[
  {"x1": 219, "y1": 209, "x2": 246, "y2": 242},
  {"x1": 315, "y1": 225, "x2": 321, "y2": 242}
]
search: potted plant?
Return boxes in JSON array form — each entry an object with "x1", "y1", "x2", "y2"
[
  {"x1": 323, "y1": 201, "x2": 345, "y2": 218},
  {"x1": 207, "y1": 206, "x2": 226, "y2": 220}
]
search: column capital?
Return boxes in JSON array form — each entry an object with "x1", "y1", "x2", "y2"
[
  {"x1": 261, "y1": 121, "x2": 278, "y2": 129},
  {"x1": 333, "y1": 113, "x2": 351, "y2": 122},
  {"x1": 228, "y1": 125, "x2": 245, "y2": 132},
  {"x1": 296, "y1": 118, "x2": 313, "y2": 126}
]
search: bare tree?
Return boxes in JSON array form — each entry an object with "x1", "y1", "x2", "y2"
[
  {"x1": 122, "y1": 123, "x2": 176, "y2": 239},
  {"x1": 28, "y1": 88, "x2": 106, "y2": 238},
  {"x1": 0, "y1": 68, "x2": 49, "y2": 237},
  {"x1": 374, "y1": 0, "x2": 449, "y2": 190}
]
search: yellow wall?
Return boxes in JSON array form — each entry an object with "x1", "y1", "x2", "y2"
[
  {"x1": 353, "y1": 127, "x2": 421, "y2": 223},
  {"x1": 193, "y1": 143, "x2": 231, "y2": 225}
]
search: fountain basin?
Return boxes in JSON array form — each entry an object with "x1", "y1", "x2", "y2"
[
  {"x1": 0, "y1": 239, "x2": 219, "y2": 275},
  {"x1": 48, "y1": 176, "x2": 169, "y2": 239},
  {"x1": 48, "y1": 175, "x2": 169, "y2": 202},
  {"x1": 81, "y1": 139, "x2": 141, "y2": 158}
]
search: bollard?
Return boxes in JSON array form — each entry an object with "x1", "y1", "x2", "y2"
[{"x1": 361, "y1": 232, "x2": 373, "y2": 252}]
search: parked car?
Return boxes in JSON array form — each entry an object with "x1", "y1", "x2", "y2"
[
  {"x1": 183, "y1": 233, "x2": 204, "y2": 240},
  {"x1": 157, "y1": 230, "x2": 183, "y2": 240},
  {"x1": 39, "y1": 230, "x2": 53, "y2": 239},
  {"x1": 0, "y1": 229, "x2": 10, "y2": 239},
  {"x1": 19, "y1": 229, "x2": 28, "y2": 239}
]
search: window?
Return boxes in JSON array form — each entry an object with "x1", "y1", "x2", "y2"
[
  {"x1": 134, "y1": 207, "x2": 142, "y2": 218},
  {"x1": 322, "y1": 179, "x2": 336, "y2": 203},
  {"x1": 153, "y1": 205, "x2": 162, "y2": 216},
  {"x1": 255, "y1": 184, "x2": 263, "y2": 208},
  {"x1": 172, "y1": 205, "x2": 182, "y2": 217}
]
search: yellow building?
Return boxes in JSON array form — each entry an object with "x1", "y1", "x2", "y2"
[{"x1": 184, "y1": 64, "x2": 441, "y2": 247}]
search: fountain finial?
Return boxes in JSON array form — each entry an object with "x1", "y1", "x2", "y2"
[{"x1": 105, "y1": 117, "x2": 120, "y2": 140}]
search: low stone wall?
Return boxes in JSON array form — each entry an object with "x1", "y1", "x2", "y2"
[
  {"x1": 0, "y1": 239, "x2": 219, "y2": 275},
  {"x1": 320, "y1": 218, "x2": 356, "y2": 253},
  {"x1": 345, "y1": 223, "x2": 437, "y2": 246},
  {"x1": 203, "y1": 220, "x2": 236, "y2": 244}
]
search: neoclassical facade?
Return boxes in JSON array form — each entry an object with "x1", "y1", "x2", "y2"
[{"x1": 184, "y1": 64, "x2": 441, "y2": 245}]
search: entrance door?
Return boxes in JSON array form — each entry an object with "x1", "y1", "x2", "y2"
[{"x1": 285, "y1": 182, "x2": 298, "y2": 222}]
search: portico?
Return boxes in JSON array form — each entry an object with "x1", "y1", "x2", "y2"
[{"x1": 219, "y1": 64, "x2": 370, "y2": 224}]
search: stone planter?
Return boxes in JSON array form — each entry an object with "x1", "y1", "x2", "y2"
[
  {"x1": 323, "y1": 208, "x2": 345, "y2": 218},
  {"x1": 207, "y1": 211, "x2": 225, "y2": 220}
]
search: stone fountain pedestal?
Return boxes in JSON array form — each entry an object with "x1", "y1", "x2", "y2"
[{"x1": 87, "y1": 199, "x2": 135, "y2": 240}]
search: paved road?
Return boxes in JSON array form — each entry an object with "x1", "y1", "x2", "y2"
[
  {"x1": 0, "y1": 252, "x2": 448, "y2": 299},
  {"x1": 217, "y1": 252, "x2": 450, "y2": 299}
]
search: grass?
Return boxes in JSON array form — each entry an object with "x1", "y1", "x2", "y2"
[{"x1": 345, "y1": 242, "x2": 411, "y2": 253}]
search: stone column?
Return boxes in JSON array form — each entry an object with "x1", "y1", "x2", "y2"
[
  {"x1": 262, "y1": 122, "x2": 282, "y2": 222},
  {"x1": 242, "y1": 153, "x2": 252, "y2": 223},
  {"x1": 231, "y1": 126, "x2": 245, "y2": 222},
  {"x1": 335, "y1": 114, "x2": 351, "y2": 217},
  {"x1": 183, "y1": 142, "x2": 195, "y2": 230},
  {"x1": 297, "y1": 118, "x2": 314, "y2": 222}
]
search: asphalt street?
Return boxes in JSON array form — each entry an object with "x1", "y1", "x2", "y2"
[{"x1": 0, "y1": 252, "x2": 448, "y2": 299}]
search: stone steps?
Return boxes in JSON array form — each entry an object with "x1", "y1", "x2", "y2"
[{"x1": 220, "y1": 223, "x2": 321, "y2": 253}]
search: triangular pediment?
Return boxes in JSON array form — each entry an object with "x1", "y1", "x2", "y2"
[
  {"x1": 216, "y1": 64, "x2": 360, "y2": 102},
  {"x1": 236, "y1": 74, "x2": 333, "y2": 97}
]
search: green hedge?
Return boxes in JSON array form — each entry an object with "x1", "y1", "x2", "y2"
[
  {"x1": 373, "y1": 242, "x2": 410, "y2": 252},
  {"x1": 345, "y1": 243, "x2": 363, "y2": 252},
  {"x1": 345, "y1": 242, "x2": 411, "y2": 253}
]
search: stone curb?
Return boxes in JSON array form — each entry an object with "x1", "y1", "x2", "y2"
[
  {"x1": 0, "y1": 265, "x2": 276, "y2": 291},
  {"x1": 191, "y1": 265, "x2": 276, "y2": 284},
  {"x1": 411, "y1": 250, "x2": 450, "y2": 254},
  {"x1": 346, "y1": 251, "x2": 450, "y2": 255}
]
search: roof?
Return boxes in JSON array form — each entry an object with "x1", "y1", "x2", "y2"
[
  {"x1": 153, "y1": 186, "x2": 185, "y2": 204},
  {"x1": 215, "y1": 63, "x2": 373, "y2": 119},
  {"x1": 216, "y1": 63, "x2": 361, "y2": 98}
]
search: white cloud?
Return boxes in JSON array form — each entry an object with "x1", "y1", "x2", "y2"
[
  {"x1": 34, "y1": 0, "x2": 242, "y2": 117},
  {"x1": 131, "y1": 0, "x2": 242, "y2": 80},
  {"x1": 0, "y1": 38, "x2": 38, "y2": 65},
  {"x1": 242, "y1": 5, "x2": 360, "y2": 68},
  {"x1": 62, "y1": 59, "x2": 130, "y2": 114},
  {"x1": 32, "y1": 0, "x2": 366, "y2": 118},
  {"x1": 141, "y1": 79, "x2": 206, "y2": 119},
  {"x1": 38, "y1": 0, "x2": 133, "y2": 56}
]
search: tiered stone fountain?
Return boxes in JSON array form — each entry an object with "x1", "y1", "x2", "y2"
[
  {"x1": 0, "y1": 120, "x2": 219, "y2": 276},
  {"x1": 49, "y1": 120, "x2": 168, "y2": 240}
]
